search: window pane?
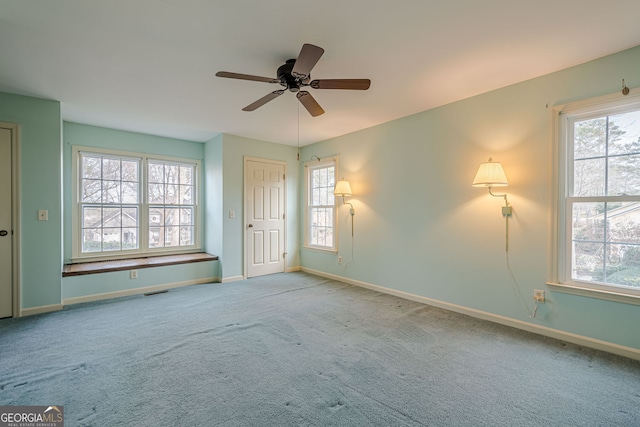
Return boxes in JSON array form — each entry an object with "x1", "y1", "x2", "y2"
[
  {"x1": 102, "y1": 180, "x2": 121, "y2": 203},
  {"x1": 148, "y1": 183, "x2": 164, "y2": 204},
  {"x1": 102, "y1": 228, "x2": 121, "y2": 251},
  {"x1": 574, "y1": 117, "x2": 606, "y2": 159},
  {"x1": 149, "y1": 207, "x2": 163, "y2": 225},
  {"x1": 83, "y1": 207, "x2": 102, "y2": 228},
  {"x1": 180, "y1": 165, "x2": 193, "y2": 185},
  {"x1": 572, "y1": 202, "x2": 605, "y2": 242},
  {"x1": 149, "y1": 228, "x2": 162, "y2": 248},
  {"x1": 180, "y1": 226, "x2": 194, "y2": 246},
  {"x1": 608, "y1": 202, "x2": 640, "y2": 245},
  {"x1": 122, "y1": 207, "x2": 138, "y2": 227},
  {"x1": 102, "y1": 158, "x2": 121, "y2": 180},
  {"x1": 122, "y1": 227, "x2": 138, "y2": 250},
  {"x1": 121, "y1": 160, "x2": 138, "y2": 182},
  {"x1": 608, "y1": 154, "x2": 640, "y2": 196},
  {"x1": 180, "y1": 185, "x2": 193, "y2": 204},
  {"x1": 180, "y1": 207, "x2": 193, "y2": 225},
  {"x1": 82, "y1": 179, "x2": 102, "y2": 203},
  {"x1": 165, "y1": 208, "x2": 180, "y2": 226},
  {"x1": 122, "y1": 181, "x2": 138, "y2": 203},
  {"x1": 82, "y1": 229, "x2": 102, "y2": 253},
  {"x1": 103, "y1": 207, "x2": 122, "y2": 227},
  {"x1": 572, "y1": 241, "x2": 603, "y2": 282},
  {"x1": 573, "y1": 158, "x2": 605, "y2": 197},
  {"x1": 148, "y1": 162, "x2": 164, "y2": 183},
  {"x1": 165, "y1": 164, "x2": 179, "y2": 184},
  {"x1": 164, "y1": 226, "x2": 179, "y2": 247},
  {"x1": 608, "y1": 110, "x2": 640, "y2": 156},
  {"x1": 82, "y1": 156, "x2": 101, "y2": 179},
  {"x1": 165, "y1": 184, "x2": 179, "y2": 204}
]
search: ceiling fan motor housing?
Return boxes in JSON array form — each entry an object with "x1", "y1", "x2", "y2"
[{"x1": 278, "y1": 59, "x2": 303, "y2": 92}]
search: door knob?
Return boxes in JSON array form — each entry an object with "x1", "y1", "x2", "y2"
[
  {"x1": 248, "y1": 224, "x2": 253, "y2": 228},
  {"x1": 0, "y1": 230, "x2": 7, "y2": 236}
]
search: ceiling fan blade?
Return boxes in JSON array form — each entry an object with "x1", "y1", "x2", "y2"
[
  {"x1": 216, "y1": 71, "x2": 279, "y2": 84},
  {"x1": 242, "y1": 90, "x2": 285, "y2": 111},
  {"x1": 291, "y1": 44, "x2": 324, "y2": 79},
  {"x1": 296, "y1": 91, "x2": 325, "y2": 117},
  {"x1": 310, "y1": 79, "x2": 371, "y2": 90}
]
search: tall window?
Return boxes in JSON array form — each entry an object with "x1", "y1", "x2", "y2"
[
  {"x1": 557, "y1": 93, "x2": 640, "y2": 297},
  {"x1": 305, "y1": 158, "x2": 337, "y2": 251},
  {"x1": 73, "y1": 147, "x2": 200, "y2": 260},
  {"x1": 148, "y1": 160, "x2": 196, "y2": 249}
]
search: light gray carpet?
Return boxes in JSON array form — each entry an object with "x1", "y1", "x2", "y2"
[{"x1": 1, "y1": 272, "x2": 639, "y2": 426}]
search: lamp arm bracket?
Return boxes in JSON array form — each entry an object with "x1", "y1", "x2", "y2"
[
  {"x1": 343, "y1": 199, "x2": 355, "y2": 216},
  {"x1": 488, "y1": 187, "x2": 509, "y2": 206}
]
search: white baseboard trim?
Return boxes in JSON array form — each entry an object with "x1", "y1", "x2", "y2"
[
  {"x1": 302, "y1": 267, "x2": 640, "y2": 362},
  {"x1": 221, "y1": 275, "x2": 244, "y2": 283},
  {"x1": 287, "y1": 266, "x2": 301, "y2": 273},
  {"x1": 20, "y1": 303, "x2": 64, "y2": 317},
  {"x1": 63, "y1": 277, "x2": 218, "y2": 306}
]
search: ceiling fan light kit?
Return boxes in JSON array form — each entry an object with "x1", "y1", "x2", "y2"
[{"x1": 216, "y1": 43, "x2": 371, "y2": 116}]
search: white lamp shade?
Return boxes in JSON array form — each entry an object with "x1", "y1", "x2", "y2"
[
  {"x1": 333, "y1": 180, "x2": 353, "y2": 197},
  {"x1": 472, "y1": 159, "x2": 508, "y2": 187}
]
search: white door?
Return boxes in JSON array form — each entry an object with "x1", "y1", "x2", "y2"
[
  {"x1": 0, "y1": 128, "x2": 12, "y2": 318},
  {"x1": 245, "y1": 159, "x2": 286, "y2": 278}
]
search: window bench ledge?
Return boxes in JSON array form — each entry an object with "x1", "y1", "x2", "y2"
[{"x1": 63, "y1": 253, "x2": 218, "y2": 277}]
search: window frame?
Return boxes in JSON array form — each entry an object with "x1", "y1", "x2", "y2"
[
  {"x1": 551, "y1": 89, "x2": 640, "y2": 304},
  {"x1": 304, "y1": 157, "x2": 338, "y2": 252},
  {"x1": 72, "y1": 146, "x2": 202, "y2": 262}
]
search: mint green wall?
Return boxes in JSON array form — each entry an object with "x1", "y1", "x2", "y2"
[
  {"x1": 301, "y1": 46, "x2": 640, "y2": 350},
  {"x1": 214, "y1": 133, "x2": 299, "y2": 280},
  {"x1": 61, "y1": 122, "x2": 216, "y2": 300},
  {"x1": 0, "y1": 92, "x2": 62, "y2": 310}
]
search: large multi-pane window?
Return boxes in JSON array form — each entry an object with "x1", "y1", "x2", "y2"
[
  {"x1": 73, "y1": 147, "x2": 199, "y2": 260},
  {"x1": 557, "y1": 93, "x2": 640, "y2": 297},
  {"x1": 305, "y1": 159, "x2": 337, "y2": 251}
]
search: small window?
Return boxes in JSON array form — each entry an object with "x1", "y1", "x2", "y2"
[
  {"x1": 73, "y1": 147, "x2": 200, "y2": 261},
  {"x1": 554, "y1": 92, "x2": 640, "y2": 299},
  {"x1": 305, "y1": 158, "x2": 337, "y2": 251}
]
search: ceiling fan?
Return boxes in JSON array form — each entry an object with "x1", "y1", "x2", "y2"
[{"x1": 216, "y1": 43, "x2": 371, "y2": 117}]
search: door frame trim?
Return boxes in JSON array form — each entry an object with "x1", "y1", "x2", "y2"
[
  {"x1": 0, "y1": 122, "x2": 21, "y2": 318},
  {"x1": 243, "y1": 156, "x2": 287, "y2": 278}
]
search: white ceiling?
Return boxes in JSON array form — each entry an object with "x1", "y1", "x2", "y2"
[{"x1": 1, "y1": 1, "x2": 639, "y2": 146}]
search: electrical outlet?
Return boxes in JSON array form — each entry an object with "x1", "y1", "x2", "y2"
[
  {"x1": 338, "y1": 256, "x2": 343, "y2": 265},
  {"x1": 130, "y1": 270, "x2": 138, "y2": 279},
  {"x1": 533, "y1": 289, "x2": 545, "y2": 303}
]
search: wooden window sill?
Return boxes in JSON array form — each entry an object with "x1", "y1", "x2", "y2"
[{"x1": 62, "y1": 253, "x2": 218, "y2": 277}]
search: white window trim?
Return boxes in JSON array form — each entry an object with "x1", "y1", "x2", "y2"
[
  {"x1": 71, "y1": 146, "x2": 202, "y2": 263},
  {"x1": 550, "y1": 89, "x2": 640, "y2": 305},
  {"x1": 304, "y1": 157, "x2": 338, "y2": 252}
]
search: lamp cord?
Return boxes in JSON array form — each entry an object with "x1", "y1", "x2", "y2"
[
  {"x1": 342, "y1": 201, "x2": 355, "y2": 268},
  {"x1": 504, "y1": 217, "x2": 539, "y2": 319}
]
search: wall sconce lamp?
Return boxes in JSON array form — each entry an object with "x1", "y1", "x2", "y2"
[
  {"x1": 334, "y1": 179, "x2": 355, "y2": 237},
  {"x1": 472, "y1": 157, "x2": 512, "y2": 216},
  {"x1": 472, "y1": 157, "x2": 512, "y2": 251}
]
